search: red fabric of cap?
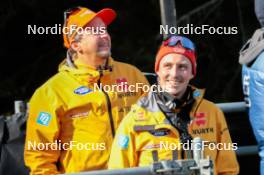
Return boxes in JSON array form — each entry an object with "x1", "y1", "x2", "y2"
[
  {"x1": 96, "y1": 8, "x2": 116, "y2": 25},
  {"x1": 155, "y1": 45, "x2": 197, "y2": 76}
]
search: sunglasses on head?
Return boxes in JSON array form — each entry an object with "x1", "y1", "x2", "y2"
[
  {"x1": 163, "y1": 36, "x2": 195, "y2": 51},
  {"x1": 63, "y1": 7, "x2": 82, "y2": 26},
  {"x1": 63, "y1": 7, "x2": 84, "y2": 42}
]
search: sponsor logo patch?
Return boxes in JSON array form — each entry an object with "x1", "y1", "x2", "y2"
[
  {"x1": 118, "y1": 106, "x2": 131, "y2": 113},
  {"x1": 192, "y1": 127, "x2": 214, "y2": 135},
  {"x1": 118, "y1": 135, "x2": 129, "y2": 149},
  {"x1": 116, "y1": 78, "x2": 128, "y2": 90},
  {"x1": 118, "y1": 92, "x2": 137, "y2": 98},
  {"x1": 143, "y1": 143, "x2": 161, "y2": 150},
  {"x1": 69, "y1": 112, "x2": 89, "y2": 118},
  {"x1": 193, "y1": 90, "x2": 201, "y2": 97},
  {"x1": 36, "y1": 112, "x2": 51, "y2": 126},
  {"x1": 193, "y1": 112, "x2": 207, "y2": 126},
  {"x1": 149, "y1": 129, "x2": 170, "y2": 137},
  {"x1": 134, "y1": 111, "x2": 148, "y2": 121},
  {"x1": 74, "y1": 86, "x2": 92, "y2": 95}
]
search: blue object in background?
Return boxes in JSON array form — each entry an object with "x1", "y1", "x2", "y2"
[
  {"x1": 251, "y1": 51, "x2": 264, "y2": 71},
  {"x1": 242, "y1": 51, "x2": 264, "y2": 175}
]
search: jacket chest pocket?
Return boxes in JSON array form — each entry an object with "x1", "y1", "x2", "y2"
[
  {"x1": 135, "y1": 128, "x2": 181, "y2": 166},
  {"x1": 61, "y1": 104, "x2": 109, "y2": 143}
]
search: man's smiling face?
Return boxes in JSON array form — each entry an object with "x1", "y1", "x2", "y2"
[{"x1": 156, "y1": 53, "x2": 193, "y2": 99}]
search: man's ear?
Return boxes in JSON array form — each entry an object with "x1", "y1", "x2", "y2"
[
  {"x1": 156, "y1": 69, "x2": 160, "y2": 77},
  {"x1": 70, "y1": 41, "x2": 81, "y2": 52}
]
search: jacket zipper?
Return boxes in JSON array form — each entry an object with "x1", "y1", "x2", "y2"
[{"x1": 97, "y1": 74, "x2": 115, "y2": 138}]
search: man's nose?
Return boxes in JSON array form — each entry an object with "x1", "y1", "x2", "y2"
[
  {"x1": 98, "y1": 30, "x2": 109, "y2": 38},
  {"x1": 170, "y1": 66, "x2": 179, "y2": 78}
]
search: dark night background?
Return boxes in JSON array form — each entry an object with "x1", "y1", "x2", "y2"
[{"x1": 0, "y1": 0, "x2": 261, "y2": 174}]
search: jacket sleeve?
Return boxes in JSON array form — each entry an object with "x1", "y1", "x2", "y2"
[
  {"x1": 215, "y1": 108, "x2": 239, "y2": 175},
  {"x1": 24, "y1": 87, "x2": 62, "y2": 175},
  {"x1": 108, "y1": 111, "x2": 138, "y2": 169}
]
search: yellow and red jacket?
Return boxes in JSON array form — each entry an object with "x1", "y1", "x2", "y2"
[
  {"x1": 108, "y1": 87, "x2": 239, "y2": 175},
  {"x1": 24, "y1": 57, "x2": 149, "y2": 175}
]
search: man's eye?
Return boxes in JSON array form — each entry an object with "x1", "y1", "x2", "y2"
[
  {"x1": 164, "y1": 64, "x2": 171, "y2": 68},
  {"x1": 179, "y1": 65, "x2": 188, "y2": 69}
]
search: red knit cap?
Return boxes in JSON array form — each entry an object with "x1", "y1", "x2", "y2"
[{"x1": 155, "y1": 44, "x2": 197, "y2": 76}]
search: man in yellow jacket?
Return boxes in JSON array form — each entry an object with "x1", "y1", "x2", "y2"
[
  {"x1": 109, "y1": 35, "x2": 239, "y2": 175},
  {"x1": 24, "y1": 7, "x2": 149, "y2": 175}
]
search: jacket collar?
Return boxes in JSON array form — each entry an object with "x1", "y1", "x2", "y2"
[
  {"x1": 138, "y1": 85, "x2": 205, "y2": 125},
  {"x1": 58, "y1": 57, "x2": 115, "y2": 85}
]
